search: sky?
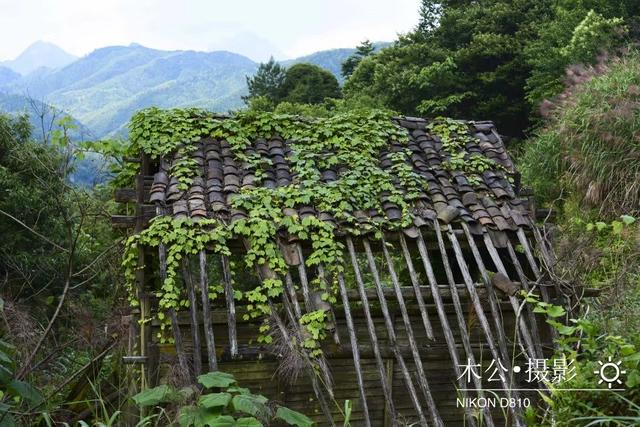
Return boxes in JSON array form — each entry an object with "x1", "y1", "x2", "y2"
[{"x1": 0, "y1": 0, "x2": 421, "y2": 62}]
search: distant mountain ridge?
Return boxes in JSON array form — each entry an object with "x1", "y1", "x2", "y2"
[
  {"x1": 0, "y1": 41, "x2": 77, "y2": 75},
  {"x1": 0, "y1": 41, "x2": 390, "y2": 137}
]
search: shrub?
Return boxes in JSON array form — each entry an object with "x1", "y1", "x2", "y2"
[{"x1": 521, "y1": 51, "x2": 640, "y2": 217}]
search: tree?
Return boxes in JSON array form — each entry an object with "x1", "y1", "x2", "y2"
[
  {"x1": 417, "y1": 0, "x2": 442, "y2": 34},
  {"x1": 344, "y1": 0, "x2": 639, "y2": 136},
  {"x1": 278, "y1": 63, "x2": 341, "y2": 105},
  {"x1": 341, "y1": 40, "x2": 375, "y2": 79},
  {"x1": 244, "y1": 57, "x2": 286, "y2": 103}
]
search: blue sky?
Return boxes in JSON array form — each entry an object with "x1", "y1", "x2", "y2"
[{"x1": 0, "y1": 0, "x2": 421, "y2": 61}]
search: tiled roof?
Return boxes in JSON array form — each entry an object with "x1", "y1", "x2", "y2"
[{"x1": 148, "y1": 116, "x2": 532, "y2": 233}]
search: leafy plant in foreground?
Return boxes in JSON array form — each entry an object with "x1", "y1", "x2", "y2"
[{"x1": 131, "y1": 371, "x2": 314, "y2": 427}]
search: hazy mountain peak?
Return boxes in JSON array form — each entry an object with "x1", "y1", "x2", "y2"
[{"x1": 1, "y1": 41, "x2": 77, "y2": 75}]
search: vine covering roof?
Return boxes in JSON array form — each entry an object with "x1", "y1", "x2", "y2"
[{"x1": 146, "y1": 114, "x2": 531, "y2": 234}]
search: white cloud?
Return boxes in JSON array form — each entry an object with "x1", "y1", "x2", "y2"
[{"x1": 0, "y1": 0, "x2": 420, "y2": 60}]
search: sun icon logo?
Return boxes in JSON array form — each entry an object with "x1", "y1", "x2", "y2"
[{"x1": 593, "y1": 356, "x2": 626, "y2": 389}]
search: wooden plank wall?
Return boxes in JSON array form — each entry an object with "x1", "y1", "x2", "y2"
[{"x1": 149, "y1": 298, "x2": 549, "y2": 426}]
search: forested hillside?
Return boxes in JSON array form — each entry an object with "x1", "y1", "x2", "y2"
[{"x1": 0, "y1": 44, "x2": 367, "y2": 137}]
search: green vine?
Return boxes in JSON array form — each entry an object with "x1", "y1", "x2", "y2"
[
  {"x1": 427, "y1": 117, "x2": 506, "y2": 185},
  {"x1": 120, "y1": 109, "x2": 505, "y2": 349},
  {"x1": 123, "y1": 216, "x2": 231, "y2": 341}
]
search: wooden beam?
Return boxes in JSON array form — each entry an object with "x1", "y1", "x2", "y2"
[
  {"x1": 346, "y1": 237, "x2": 397, "y2": 425},
  {"x1": 114, "y1": 188, "x2": 137, "y2": 203}
]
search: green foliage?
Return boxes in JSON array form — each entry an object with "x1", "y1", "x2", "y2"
[
  {"x1": 278, "y1": 63, "x2": 341, "y2": 105},
  {"x1": 123, "y1": 216, "x2": 231, "y2": 340},
  {"x1": 0, "y1": 318, "x2": 43, "y2": 426},
  {"x1": 123, "y1": 108, "x2": 429, "y2": 344},
  {"x1": 244, "y1": 57, "x2": 286, "y2": 104},
  {"x1": 524, "y1": 292, "x2": 640, "y2": 426},
  {"x1": 344, "y1": 0, "x2": 639, "y2": 136},
  {"x1": 521, "y1": 51, "x2": 640, "y2": 215},
  {"x1": 132, "y1": 371, "x2": 313, "y2": 427},
  {"x1": 341, "y1": 40, "x2": 375, "y2": 79},
  {"x1": 525, "y1": 7, "x2": 627, "y2": 106},
  {"x1": 427, "y1": 117, "x2": 507, "y2": 184}
]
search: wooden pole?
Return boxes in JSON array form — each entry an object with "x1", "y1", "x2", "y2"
[
  {"x1": 318, "y1": 265, "x2": 342, "y2": 347},
  {"x1": 481, "y1": 231, "x2": 538, "y2": 360},
  {"x1": 336, "y1": 272, "x2": 371, "y2": 427},
  {"x1": 295, "y1": 244, "x2": 313, "y2": 311},
  {"x1": 294, "y1": 248, "x2": 335, "y2": 398},
  {"x1": 361, "y1": 238, "x2": 429, "y2": 427},
  {"x1": 199, "y1": 250, "x2": 218, "y2": 371},
  {"x1": 379, "y1": 236, "x2": 444, "y2": 427},
  {"x1": 459, "y1": 223, "x2": 510, "y2": 363},
  {"x1": 182, "y1": 260, "x2": 202, "y2": 376},
  {"x1": 442, "y1": 224, "x2": 525, "y2": 427},
  {"x1": 516, "y1": 228, "x2": 558, "y2": 341},
  {"x1": 346, "y1": 237, "x2": 397, "y2": 425},
  {"x1": 156, "y1": 205, "x2": 190, "y2": 382},
  {"x1": 516, "y1": 228, "x2": 550, "y2": 302},
  {"x1": 220, "y1": 254, "x2": 238, "y2": 358},
  {"x1": 417, "y1": 229, "x2": 484, "y2": 427},
  {"x1": 398, "y1": 234, "x2": 435, "y2": 340},
  {"x1": 275, "y1": 296, "x2": 336, "y2": 426},
  {"x1": 505, "y1": 240, "x2": 544, "y2": 358}
]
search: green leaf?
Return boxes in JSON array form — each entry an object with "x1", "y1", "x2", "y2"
[
  {"x1": 198, "y1": 371, "x2": 237, "y2": 388},
  {"x1": 621, "y1": 215, "x2": 636, "y2": 225},
  {"x1": 276, "y1": 406, "x2": 315, "y2": 426},
  {"x1": 131, "y1": 384, "x2": 178, "y2": 407},
  {"x1": 199, "y1": 392, "x2": 232, "y2": 408},
  {"x1": 546, "y1": 305, "x2": 566, "y2": 318},
  {"x1": 0, "y1": 412, "x2": 17, "y2": 427},
  {"x1": 0, "y1": 365, "x2": 13, "y2": 384},
  {"x1": 180, "y1": 407, "x2": 231, "y2": 427},
  {"x1": 231, "y1": 394, "x2": 269, "y2": 418},
  {"x1": 207, "y1": 415, "x2": 236, "y2": 427},
  {"x1": 8, "y1": 380, "x2": 43, "y2": 406},
  {"x1": 234, "y1": 417, "x2": 263, "y2": 427},
  {"x1": 178, "y1": 406, "x2": 197, "y2": 427}
]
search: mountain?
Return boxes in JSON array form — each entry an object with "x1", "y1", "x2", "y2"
[
  {"x1": 4, "y1": 44, "x2": 257, "y2": 137},
  {"x1": 0, "y1": 42, "x2": 391, "y2": 138},
  {"x1": 1, "y1": 41, "x2": 77, "y2": 75},
  {"x1": 0, "y1": 66, "x2": 20, "y2": 86}
]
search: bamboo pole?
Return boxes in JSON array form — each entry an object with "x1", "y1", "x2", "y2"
[
  {"x1": 459, "y1": 223, "x2": 510, "y2": 362},
  {"x1": 346, "y1": 237, "x2": 397, "y2": 425},
  {"x1": 294, "y1": 249, "x2": 336, "y2": 398},
  {"x1": 295, "y1": 244, "x2": 313, "y2": 311},
  {"x1": 220, "y1": 254, "x2": 238, "y2": 358},
  {"x1": 241, "y1": 236, "x2": 334, "y2": 426},
  {"x1": 505, "y1": 240, "x2": 544, "y2": 358},
  {"x1": 156, "y1": 206, "x2": 190, "y2": 382},
  {"x1": 336, "y1": 272, "x2": 371, "y2": 427},
  {"x1": 516, "y1": 228, "x2": 558, "y2": 340},
  {"x1": 481, "y1": 232, "x2": 538, "y2": 360},
  {"x1": 516, "y1": 228, "x2": 551, "y2": 302},
  {"x1": 398, "y1": 234, "x2": 435, "y2": 340},
  {"x1": 318, "y1": 265, "x2": 342, "y2": 347},
  {"x1": 379, "y1": 236, "x2": 444, "y2": 427},
  {"x1": 198, "y1": 250, "x2": 218, "y2": 371},
  {"x1": 418, "y1": 228, "x2": 490, "y2": 427},
  {"x1": 182, "y1": 260, "x2": 202, "y2": 376},
  {"x1": 273, "y1": 297, "x2": 335, "y2": 427},
  {"x1": 442, "y1": 224, "x2": 525, "y2": 426},
  {"x1": 361, "y1": 239, "x2": 429, "y2": 427}
]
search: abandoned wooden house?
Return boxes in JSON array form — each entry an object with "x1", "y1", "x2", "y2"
[{"x1": 113, "y1": 110, "x2": 571, "y2": 426}]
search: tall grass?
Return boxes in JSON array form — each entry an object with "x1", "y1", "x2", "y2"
[{"x1": 521, "y1": 50, "x2": 640, "y2": 218}]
